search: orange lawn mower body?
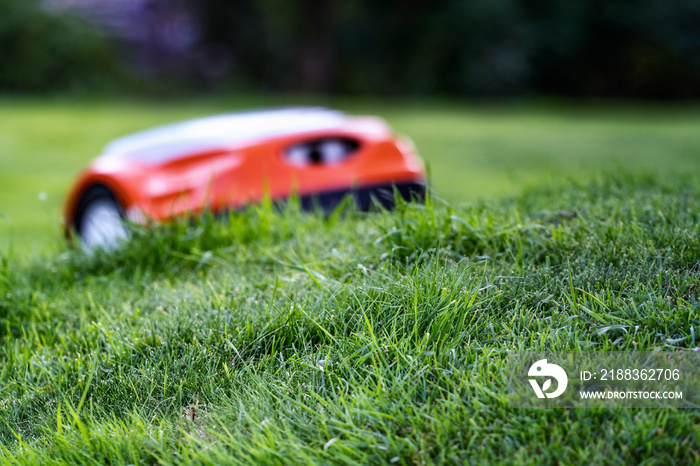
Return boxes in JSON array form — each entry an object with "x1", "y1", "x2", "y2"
[{"x1": 63, "y1": 107, "x2": 426, "y2": 249}]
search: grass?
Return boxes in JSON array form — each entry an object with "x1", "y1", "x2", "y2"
[
  {"x1": 2, "y1": 97, "x2": 700, "y2": 253},
  {"x1": 2, "y1": 98, "x2": 700, "y2": 463}
]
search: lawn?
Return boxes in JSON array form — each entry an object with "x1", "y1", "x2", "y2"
[
  {"x1": 2, "y1": 97, "x2": 700, "y2": 254},
  {"x1": 1, "y1": 98, "x2": 700, "y2": 464}
]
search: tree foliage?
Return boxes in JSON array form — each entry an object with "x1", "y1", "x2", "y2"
[
  {"x1": 2, "y1": 0, "x2": 700, "y2": 97},
  {"x1": 192, "y1": 0, "x2": 700, "y2": 98},
  {"x1": 0, "y1": 0, "x2": 126, "y2": 93}
]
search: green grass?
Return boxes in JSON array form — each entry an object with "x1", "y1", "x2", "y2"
[
  {"x1": 2, "y1": 98, "x2": 700, "y2": 463},
  {"x1": 2, "y1": 97, "x2": 700, "y2": 253}
]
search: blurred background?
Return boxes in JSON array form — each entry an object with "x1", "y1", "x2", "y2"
[
  {"x1": 2, "y1": 0, "x2": 700, "y2": 253},
  {"x1": 3, "y1": 0, "x2": 700, "y2": 97}
]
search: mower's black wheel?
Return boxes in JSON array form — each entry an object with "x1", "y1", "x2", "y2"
[{"x1": 74, "y1": 185, "x2": 128, "y2": 250}]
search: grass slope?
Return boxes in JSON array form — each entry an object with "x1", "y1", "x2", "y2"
[{"x1": 1, "y1": 173, "x2": 700, "y2": 464}]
